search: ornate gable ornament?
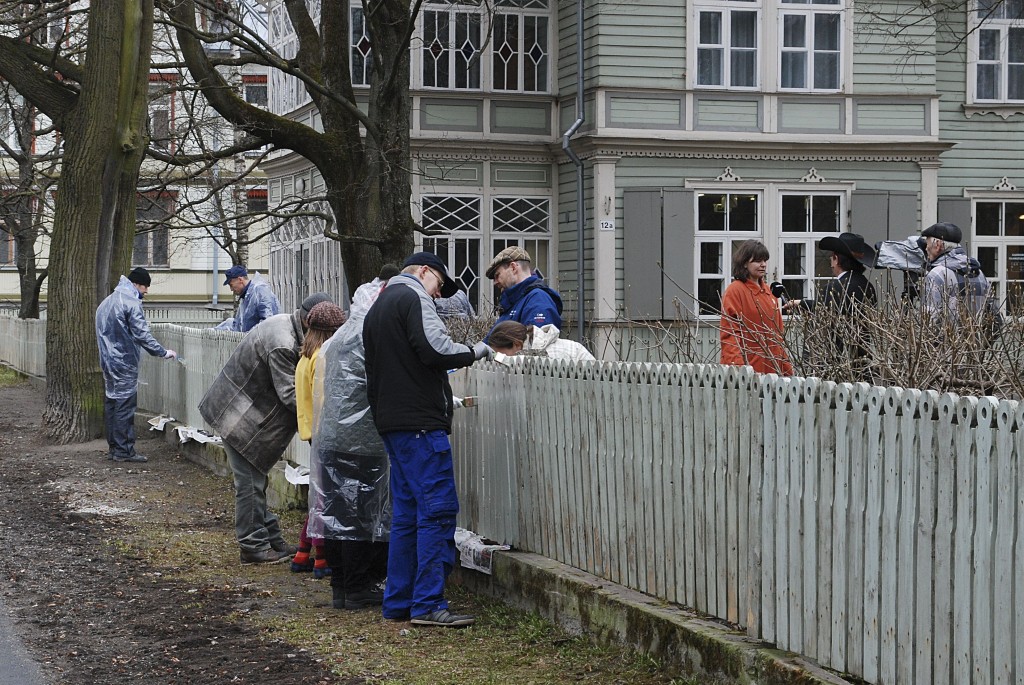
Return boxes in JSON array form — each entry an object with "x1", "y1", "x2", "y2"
[
  {"x1": 800, "y1": 167, "x2": 827, "y2": 183},
  {"x1": 992, "y1": 177, "x2": 1018, "y2": 191},
  {"x1": 715, "y1": 167, "x2": 742, "y2": 182}
]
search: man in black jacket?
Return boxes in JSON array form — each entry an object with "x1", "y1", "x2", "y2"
[
  {"x1": 784, "y1": 232, "x2": 877, "y2": 376},
  {"x1": 363, "y1": 252, "x2": 492, "y2": 627}
]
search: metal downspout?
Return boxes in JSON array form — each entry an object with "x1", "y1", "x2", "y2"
[{"x1": 561, "y1": 0, "x2": 585, "y2": 343}]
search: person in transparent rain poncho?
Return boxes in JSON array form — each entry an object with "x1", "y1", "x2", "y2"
[
  {"x1": 95, "y1": 267, "x2": 178, "y2": 463},
  {"x1": 308, "y1": 277, "x2": 392, "y2": 611}
]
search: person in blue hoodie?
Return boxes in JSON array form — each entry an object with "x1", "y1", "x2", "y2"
[
  {"x1": 95, "y1": 267, "x2": 178, "y2": 463},
  {"x1": 485, "y1": 246, "x2": 562, "y2": 340},
  {"x1": 216, "y1": 265, "x2": 281, "y2": 332}
]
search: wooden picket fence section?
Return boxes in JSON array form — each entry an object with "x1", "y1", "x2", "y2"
[
  {"x1": 1, "y1": 313, "x2": 1020, "y2": 684},
  {"x1": 450, "y1": 359, "x2": 1023, "y2": 685}
]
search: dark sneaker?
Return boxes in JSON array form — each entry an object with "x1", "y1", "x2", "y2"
[
  {"x1": 239, "y1": 548, "x2": 292, "y2": 565},
  {"x1": 112, "y1": 454, "x2": 148, "y2": 463},
  {"x1": 410, "y1": 609, "x2": 475, "y2": 627},
  {"x1": 312, "y1": 565, "x2": 332, "y2": 579},
  {"x1": 270, "y1": 541, "x2": 298, "y2": 556},
  {"x1": 343, "y1": 588, "x2": 384, "y2": 610}
]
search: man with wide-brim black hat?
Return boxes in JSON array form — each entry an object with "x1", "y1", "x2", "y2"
[
  {"x1": 785, "y1": 232, "x2": 877, "y2": 314},
  {"x1": 784, "y1": 232, "x2": 878, "y2": 372}
]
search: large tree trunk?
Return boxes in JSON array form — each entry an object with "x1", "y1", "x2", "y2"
[
  {"x1": 42, "y1": 0, "x2": 155, "y2": 443},
  {"x1": 332, "y1": 0, "x2": 414, "y2": 292}
]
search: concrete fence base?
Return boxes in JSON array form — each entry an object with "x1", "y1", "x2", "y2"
[{"x1": 456, "y1": 552, "x2": 853, "y2": 685}]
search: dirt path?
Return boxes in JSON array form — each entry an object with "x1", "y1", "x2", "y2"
[
  {"x1": 0, "y1": 381, "x2": 337, "y2": 684},
  {"x1": 0, "y1": 378, "x2": 685, "y2": 685}
]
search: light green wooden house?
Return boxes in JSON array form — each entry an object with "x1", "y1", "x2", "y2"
[{"x1": 264, "y1": 0, "x2": 1024, "y2": 353}]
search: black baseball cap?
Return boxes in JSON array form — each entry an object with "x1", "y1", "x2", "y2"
[{"x1": 402, "y1": 252, "x2": 459, "y2": 298}]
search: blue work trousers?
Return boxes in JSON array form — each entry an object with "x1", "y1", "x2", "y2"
[
  {"x1": 380, "y1": 430, "x2": 459, "y2": 619},
  {"x1": 104, "y1": 392, "x2": 138, "y2": 460}
]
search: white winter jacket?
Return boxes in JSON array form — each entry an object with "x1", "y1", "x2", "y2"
[{"x1": 524, "y1": 325, "x2": 596, "y2": 362}]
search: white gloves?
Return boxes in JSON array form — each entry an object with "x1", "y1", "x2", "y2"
[
  {"x1": 452, "y1": 396, "x2": 464, "y2": 409},
  {"x1": 164, "y1": 349, "x2": 178, "y2": 360},
  {"x1": 472, "y1": 341, "x2": 494, "y2": 361}
]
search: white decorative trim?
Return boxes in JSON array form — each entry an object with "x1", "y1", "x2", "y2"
[
  {"x1": 414, "y1": 150, "x2": 554, "y2": 164},
  {"x1": 963, "y1": 104, "x2": 1024, "y2": 120},
  {"x1": 800, "y1": 167, "x2": 827, "y2": 183},
  {"x1": 716, "y1": 166, "x2": 743, "y2": 182},
  {"x1": 574, "y1": 148, "x2": 944, "y2": 164},
  {"x1": 992, "y1": 176, "x2": 1018, "y2": 191}
]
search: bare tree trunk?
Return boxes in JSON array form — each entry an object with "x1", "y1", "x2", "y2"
[{"x1": 42, "y1": 0, "x2": 155, "y2": 443}]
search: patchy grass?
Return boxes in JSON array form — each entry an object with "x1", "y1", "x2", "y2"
[
  {"x1": 0, "y1": 365, "x2": 25, "y2": 387},
  {"x1": 114, "y1": 467, "x2": 689, "y2": 684}
]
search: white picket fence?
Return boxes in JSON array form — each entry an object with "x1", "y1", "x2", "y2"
[
  {"x1": 450, "y1": 360, "x2": 1023, "y2": 685},
  {"x1": 1, "y1": 314, "x2": 1020, "y2": 685}
]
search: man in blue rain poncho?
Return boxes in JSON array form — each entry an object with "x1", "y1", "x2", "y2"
[
  {"x1": 95, "y1": 267, "x2": 178, "y2": 463},
  {"x1": 215, "y1": 265, "x2": 280, "y2": 332},
  {"x1": 308, "y1": 279, "x2": 392, "y2": 611}
]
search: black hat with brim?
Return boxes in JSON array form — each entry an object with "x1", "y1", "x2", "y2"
[{"x1": 820, "y1": 233, "x2": 877, "y2": 269}]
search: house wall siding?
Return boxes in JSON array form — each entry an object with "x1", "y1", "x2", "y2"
[
  {"x1": 934, "y1": 8, "x2": 1024, "y2": 196},
  {"x1": 557, "y1": 0, "x2": 684, "y2": 93},
  {"x1": 852, "y1": 2, "x2": 937, "y2": 95}
]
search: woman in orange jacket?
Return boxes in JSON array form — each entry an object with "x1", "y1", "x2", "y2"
[{"x1": 719, "y1": 240, "x2": 793, "y2": 376}]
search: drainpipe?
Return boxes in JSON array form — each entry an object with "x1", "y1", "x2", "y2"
[{"x1": 561, "y1": 0, "x2": 585, "y2": 343}]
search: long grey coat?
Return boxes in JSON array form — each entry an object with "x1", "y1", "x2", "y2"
[{"x1": 199, "y1": 310, "x2": 304, "y2": 473}]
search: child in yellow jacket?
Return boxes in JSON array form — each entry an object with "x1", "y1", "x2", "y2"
[{"x1": 293, "y1": 301, "x2": 346, "y2": 577}]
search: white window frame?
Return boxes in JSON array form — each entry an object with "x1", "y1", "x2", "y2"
[
  {"x1": 351, "y1": 3, "x2": 373, "y2": 87},
  {"x1": 970, "y1": 195, "x2": 1024, "y2": 313},
  {"x1": 967, "y1": 1, "x2": 1024, "y2": 104},
  {"x1": 688, "y1": 0, "x2": 846, "y2": 93},
  {"x1": 420, "y1": 5, "x2": 484, "y2": 91},
  {"x1": 693, "y1": 3, "x2": 761, "y2": 90},
  {"x1": 777, "y1": 4, "x2": 843, "y2": 92},
  {"x1": 687, "y1": 182, "x2": 852, "y2": 318},
  {"x1": 416, "y1": 183, "x2": 553, "y2": 314},
  {"x1": 413, "y1": 0, "x2": 553, "y2": 94},
  {"x1": 491, "y1": 6, "x2": 551, "y2": 93}
]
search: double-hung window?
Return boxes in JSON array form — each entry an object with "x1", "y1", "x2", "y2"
[
  {"x1": 692, "y1": 0, "x2": 844, "y2": 92},
  {"x1": 696, "y1": 5, "x2": 759, "y2": 88},
  {"x1": 0, "y1": 227, "x2": 13, "y2": 267},
  {"x1": 971, "y1": 0, "x2": 1024, "y2": 102},
  {"x1": 133, "y1": 192, "x2": 174, "y2": 268},
  {"x1": 778, "y1": 0, "x2": 841, "y2": 91}
]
